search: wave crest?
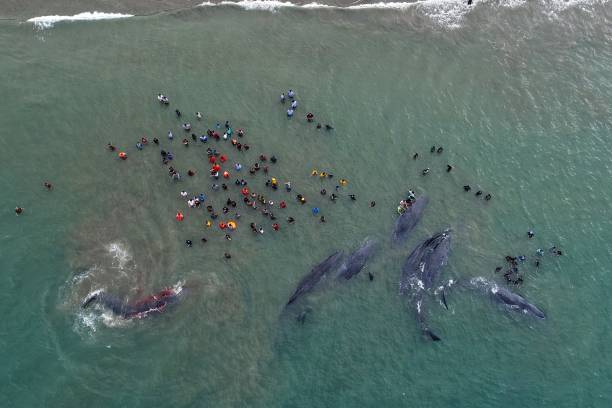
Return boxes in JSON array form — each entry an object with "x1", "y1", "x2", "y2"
[
  {"x1": 198, "y1": 0, "x2": 610, "y2": 29},
  {"x1": 25, "y1": 1, "x2": 611, "y2": 31},
  {"x1": 27, "y1": 11, "x2": 133, "y2": 29}
]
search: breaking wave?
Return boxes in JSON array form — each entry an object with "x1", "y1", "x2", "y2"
[
  {"x1": 198, "y1": 0, "x2": 610, "y2": 29},
  {"x1": 24, "y1": 0, "x2": 610, "y2": 31},
  {"x1": 27, "y1": 11, "x2": 134, "y2": 29}
]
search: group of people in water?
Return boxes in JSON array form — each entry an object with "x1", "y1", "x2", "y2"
[
  {"x1": 280, "y1": 89, "x2": 334, "y2": 131},
  {"x1": 494, "y1": 229, "x2": 564, "y2": 285},
  {"x1": 414, "y1": 145, "x2": 494, "y2": 201},
  {"x1": 99, "y1": 89, "x2": 566, "y2": 272},
  {"x1": 102, "y1": 92, "x2": 361, "y2": 258},
  {"x1": 14, "y1": 181, "x2": 53, "y2": 215},
  {"x1": 397, "y1": 190, "x2": 417, "y2": 214}
]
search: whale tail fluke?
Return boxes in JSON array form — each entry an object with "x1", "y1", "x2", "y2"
[
  {"x1": 441, "y1": 290, "x2": 449, "y2": 310},
  {"x1": 424, "y1": 328, "x2": 442, "y2": 342}
]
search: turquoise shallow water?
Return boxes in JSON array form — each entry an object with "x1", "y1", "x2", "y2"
[{"x1": 1, "y1": 3, "x2": 612, "y2": 407}]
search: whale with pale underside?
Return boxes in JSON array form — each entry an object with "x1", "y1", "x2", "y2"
[
  {"x1": 468, "y1": 277, "x2": 546, "y2": 319},
  {"x1": 399, "y1": 229, "x2": 452, "y2": 341}
]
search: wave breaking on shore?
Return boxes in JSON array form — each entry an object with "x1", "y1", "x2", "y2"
[
  {"x1": 27, "y1": 11, "x2": 134, "y2": 29},
  {"x1": 198, "y1": 0, "x2": 610, "y2": 28},
  {"x1": 25, "y1": 0, "x2": 610, "y2": 30}
]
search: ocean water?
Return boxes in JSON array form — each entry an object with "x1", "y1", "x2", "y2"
[{"x1": 1, "y1": 1, "x2": 612, "y2": 407}]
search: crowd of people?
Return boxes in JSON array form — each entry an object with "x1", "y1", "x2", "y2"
[
  {"x1": 494, "y1": 229, "x2": 564, "y2": 285},
  {"x1": 13, "y1": 89, "x2": 563, "y2": 275},
  {"x1": 99, "y1": 90, "x2": 360, "y2": 258}
]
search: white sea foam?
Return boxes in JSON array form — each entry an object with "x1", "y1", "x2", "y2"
[
  {"x1": 75, "y1": 310, "x2": 99, "y2": 333},
  {"x1": 100, "y1": 311, "x2": 132, "y2": 327},
  {"x1": 198, "y1": 0, "x2": 471, "y2": 28},
  {"x1": 199, "y1": 0, "x2": 609, "y2": 28},
  {"x1": 73, "y1": 302, "x2": 132, "y2": 337},
  {"x1": 106, "y1": 242, "x2": 133, "y2": 271},
  {"x1": 202, "y1": 0, "x2": 300, "y2": 10},
  {"x1": 172, "y1": 280, "x2": 186, "y2": 295},
  {"x1": 71, "y1": 265, "x2": 100, "y2": 285},
  {"x1": 499, "y1": 0, "x2": 528, "y2": 8},
  {"x1": 469, "y1": 276, "x2": 490, "y2": 287},
  {"x1": 27, "y1": 11, "x2": 133, "y2": 29},
  {"x1": 24, "y1": 1, "x2": 609, "y2": 31},
  {"x1": 542, "y1": 0, "x2": 609, "y2": 16}
]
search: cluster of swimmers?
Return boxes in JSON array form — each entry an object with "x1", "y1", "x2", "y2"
[
  {"x1": 280, "y1": 89, "x2": 334, "y2": 130},
  {"x1": 494, "y1": 230, "x2": 564, "y2": 285},
  {"x1": 142, "y1": 103, "x2": 324, "y2": 255},
  {"x1": 498, "y1": 255, "x2": 526, "y2": 285},
  {"x1": 281, "y1": 89, "x2": 298, "y2": 117},
  {"x1": 463, "y1": 185, "x2": 492, "y2": 201},
  {"x1": 414, "y1": 144, "x2": 494, "y2": 201},
  {"x1": 417, "y1": 145, "x2": 449, "y2": 176},
  {"x1": 140, "y1": 92, "x2": 527, "y2": 261},
  {"x1": 397, "y1": 190, "x2": 417, "y2": 214},
  {"x1": 15, "y1": 180, "x2": 56, "y2": 215},
  {"x1": 309, "y1": 169, "x2": 353, "y2": 204}
]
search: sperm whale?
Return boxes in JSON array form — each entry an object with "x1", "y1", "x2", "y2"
[
  {"x1": 82, "y1": 287, "x2": 180, "y2": 319},
  {"x1": 400, "y1": 229, "x2": 452, "y2": 341},
  {"x1": 286, "y1": 251, "x2": 345, "y2": 306}
]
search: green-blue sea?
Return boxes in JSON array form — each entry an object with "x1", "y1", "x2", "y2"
[{"x1": 1, "y1": 1, "x2": 611, "y2": 406}]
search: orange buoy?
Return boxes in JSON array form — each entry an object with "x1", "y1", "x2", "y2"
[
  {"x1": 223, "y1": 171, "x2": 230, "y2": 179},
  {"x1": 227, "y1": 221, "x2": 237, "y2": 230},
  {"x1": 175, "y1": 212, "x2": 184, "y2": 221},
  {"x1": 220, "y1": 155, "x2": 227, "y2": 163},
  {"x1": 118, "y1": 152, "x2": 127, "y2": 160},
  {"x1": 241, "y1": 187, "x2": 249, "y2": 196},
  {"x1": 219, "y1": 222, "x2": 227, "y2": 230}
]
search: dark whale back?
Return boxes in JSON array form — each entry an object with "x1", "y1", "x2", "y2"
[
  {"x1": 468, "y1": 277, "x2": 546, "y2": 319},
  {"x1": 286, "y1": 251, "x2": 344, "y2": 306},
  {"x1": 337, "y1": 239, "x2": 378, "y2": 280},
  {"x1": 392, "y1": 196, "x2": 428, "y2": 244}
]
